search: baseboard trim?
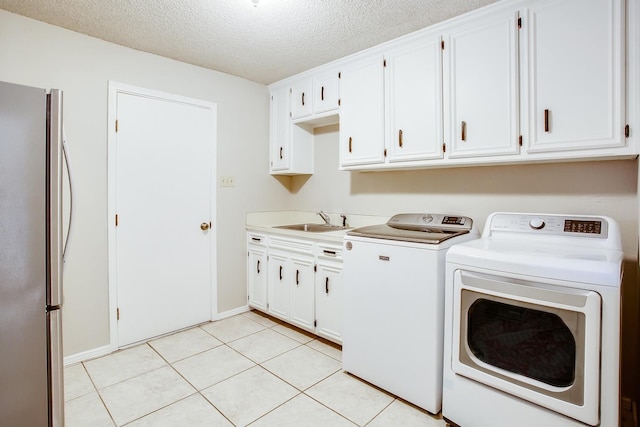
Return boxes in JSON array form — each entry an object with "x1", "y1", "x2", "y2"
[
  {"x1": 64, "y1": 344, "x2": 113, "y2": 367},
  {"x1": 213, "y1": 305, "x2": 249, "y2": 321}
]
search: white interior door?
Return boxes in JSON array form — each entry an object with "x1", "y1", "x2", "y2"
[{"x1": 115, "y1": 91, "x2": 214, "y2": 347}]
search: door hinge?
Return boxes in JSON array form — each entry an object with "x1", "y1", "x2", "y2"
[
  {"x1": 441, "y1": 40, "x2": 445, "y2": 50},
  {"x1": 625, "y1": 124, "x2": 630, "y2": 138},
  {"x1": 443, "y1": 143, "x2": 446, "y2": 153},
  {"x1": 117, "y1": 308, "x2": 120, "y2": 320},
  {"x1": 518, "y1": 17, "x2": 522, "y2": 28},
  {"x1": 115, "y1": 119, "x2": 119, "y2": 132},
  {"x1": 115, "y1": 214, "x2": 119, "y2": 226},
  {"x1": 518, "y1": 135, "x2": 523, "y2": 146}
]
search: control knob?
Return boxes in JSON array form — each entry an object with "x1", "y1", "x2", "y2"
[{"x1": 529, "y1": 218, "x2": 545, "y2": 230}]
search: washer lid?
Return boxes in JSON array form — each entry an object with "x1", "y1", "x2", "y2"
[{"x1": 347, "y1": 213, "x2": 474, "y2": 244}]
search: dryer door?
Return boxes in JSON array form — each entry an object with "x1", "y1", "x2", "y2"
[{"x1": 451, "y1": 270, "x2": 601, "y2": 426}]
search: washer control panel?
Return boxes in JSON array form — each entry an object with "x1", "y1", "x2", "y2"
[
  {"x1": 490, "y1": 213, "x2": 608, "y2": 238},
  {"x1": 386, "y1": 213, "x2": 473, "y2": 232}
]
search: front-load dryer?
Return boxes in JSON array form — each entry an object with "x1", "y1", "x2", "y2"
[{"x1": 443, "y1": 212, "x2": 623, "y2": 427}]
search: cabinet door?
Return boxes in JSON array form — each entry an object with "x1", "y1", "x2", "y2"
[
  {"x1": 267, "y1": 251, "x2": 289, "y2": 321},
  {"x1": 524, "y1": 0, "x2": 624, "y2": 152},
  {"x1": 313, "y1": 71, "x2": 340, "y2": 114},
  {"x1": 315, "y1": 261, "x2": 342, "y2": 344},
  {"x1": 289, "y1": 255, "x2": 315, "y2": 332},
  {"x1": 247, "y1": 243, "x2": 267, "y2": 311},
  {"x1": 290, "y1": 79, "x2": 313, "y2": 119},
  {"x1": 339, "y1": 55, "x2": 386, "y2": 168},
  {"x1": 386, "y1": 36, "x2": 444, "y2": 162},
  {"x1": 444, "y1": 11, "x2": 520, "y2": 158},
  {"x1": 270, "y1": 86, "x2": 291, "y2": 172}
]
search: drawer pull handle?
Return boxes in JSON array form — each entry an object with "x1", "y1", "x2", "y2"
[
  {"x1": 461, "y1": 121, "x2": 467, "y2": 141},
  {"x1": 279, "y1": 146, "x2": 283, "y2": 159},
  {"x1": 256, "y1": 260, "x2": 260, "y2": 274},
  {"x1": 398, "y1": 129, "x2": 403, "y2": 147},
  {"x1": 251, "y1": 237, "x2": 261, "y2": 242},
  {"x1": 544, "y1": 109, "x2": 550, "y2": 132},
  {"x1": 279, "y1": 265, "x2": 283, "y2": 281},
  {"x1": 325, "y1": 277, "x2": 329, "y2": 294},
  {"x1": 379, "y1": 255, "x2": 390, "y2": 261},
  {"x1": 296, "y1": 269, "x2": 300, "y2": 285},
  {"x1": 302, "y1": 92, "x2": 305, "y2": 106},
  {"x1": 348, "y1": 136, "x2": 353, "y2": 153},
  {"x1": 323, "y1": 250, "x2": 337, "y2": 257},
  {"x1": 321, "y1": 86, "x2": 325, "y2": 101}
]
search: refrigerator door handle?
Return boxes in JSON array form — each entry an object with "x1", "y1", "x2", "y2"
[{"x1": 48, "y1": 89, "x2": 64, "y2": 309}]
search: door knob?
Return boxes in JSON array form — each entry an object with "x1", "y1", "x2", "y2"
[{"x1": 200, "y1": 222, "x2": 210, "y2": 231}]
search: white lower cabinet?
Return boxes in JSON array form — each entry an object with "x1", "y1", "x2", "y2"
[
  {"x1": 267, "y1": 250, "x2": 291, "y2": 321},
  {"x1": 247, "y1": 232, "x2": 343, "y2": 343},
  {"x1": 288, "y1": 254, "x2": 315, "y2": 331},
  {"x1": 315, "y1": 245, "x2": 343, "y2": 343},
  {"x1": 247, "y1": 233, "x2": 268, "y2": 311}
]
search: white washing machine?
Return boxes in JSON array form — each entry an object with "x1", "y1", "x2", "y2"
[
  {"x1": 443, "y1": 212, "x2": 623, "y2": 427},
  {"x1": 342, "y1": 213, "x2": 479, "y2": 414}
]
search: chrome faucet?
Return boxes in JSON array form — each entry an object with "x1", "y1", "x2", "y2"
[
  {"x1": 318, "y1": 211, "x2": 331, "y2": 225},
  {"x1": 340, "y1": 214, "x2": 348, "y2": 227}
]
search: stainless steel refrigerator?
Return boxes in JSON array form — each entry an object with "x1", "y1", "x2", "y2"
[{"x1": 0, "y1": 81, "x2": 65, "y2": 426}]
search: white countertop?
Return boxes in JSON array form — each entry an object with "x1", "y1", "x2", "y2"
[{"x1": 246, "y1": 211, "x2": 389, "y2": 243}]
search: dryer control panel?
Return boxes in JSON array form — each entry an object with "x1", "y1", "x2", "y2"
[{"x1": 488, "y1": 213, "x2": 609, "y2": 239}]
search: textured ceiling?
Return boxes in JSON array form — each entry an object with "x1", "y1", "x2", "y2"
[{"x1": 0, "y1": 0, "x2": 497, "y2": 84}]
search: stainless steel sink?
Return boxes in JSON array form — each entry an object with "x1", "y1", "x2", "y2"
[{"x1": 274, "y1": 223, "x2": 350, "y2": 232}]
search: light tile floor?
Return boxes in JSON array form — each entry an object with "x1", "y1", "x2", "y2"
[{"x1": 64, "y1": 310, "x2": 447, "y2": 426}]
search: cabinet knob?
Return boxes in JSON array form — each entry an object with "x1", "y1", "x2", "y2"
[{"x1": 200, "y1": 222, "x2": 210, "y2": 231}]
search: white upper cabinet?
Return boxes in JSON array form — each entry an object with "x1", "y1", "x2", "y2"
[
  {"x1": 444, "y1": 10, "x2": 521, "y2": 158},
  {"x1": 386, "y1": 36, "x2": 444, "y2": 163},
  {"x1": 522, "y1": 0, "x2": 625, "y2": 153},
  {"x1": 290, "y1": 79, "x2": 313, "y2": 119},
  {"x1": 269, "y1": 0, "x2": 635, "y2": 173},
  {"x1": 339, "y1": 54, "x2": 386, "y2": 168},
  {"x1": 269, "y1": 85, "x2": 290, "y2": 172},
  {"x1": 313, "y1": 71, "x2": 340, "y2": 115},
  {"x1": 290, "y1": 70, "x2": 340, "y2": 121},
  {"x1": 269, "y1": 84, "x2": 313, "y2": 175}
]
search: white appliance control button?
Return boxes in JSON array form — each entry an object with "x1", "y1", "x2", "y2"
[
  {"x1": 529, "y1": 218, "x2": 546, "y2": 230},
  {"x1": 421, "y1": 215, "x2": 433, "y2": 223}
]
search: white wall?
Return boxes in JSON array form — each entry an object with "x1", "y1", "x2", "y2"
[
  {"x1": 297, "y1": 126, "x2": 638, "y2": 257},
  {"x1": 0, "y1": 10, "x2": 290, "y2": 356}
]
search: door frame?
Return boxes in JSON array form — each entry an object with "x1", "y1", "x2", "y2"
[{"x1": 107, "y1": 81, "x2": 217, "y2": 350}]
